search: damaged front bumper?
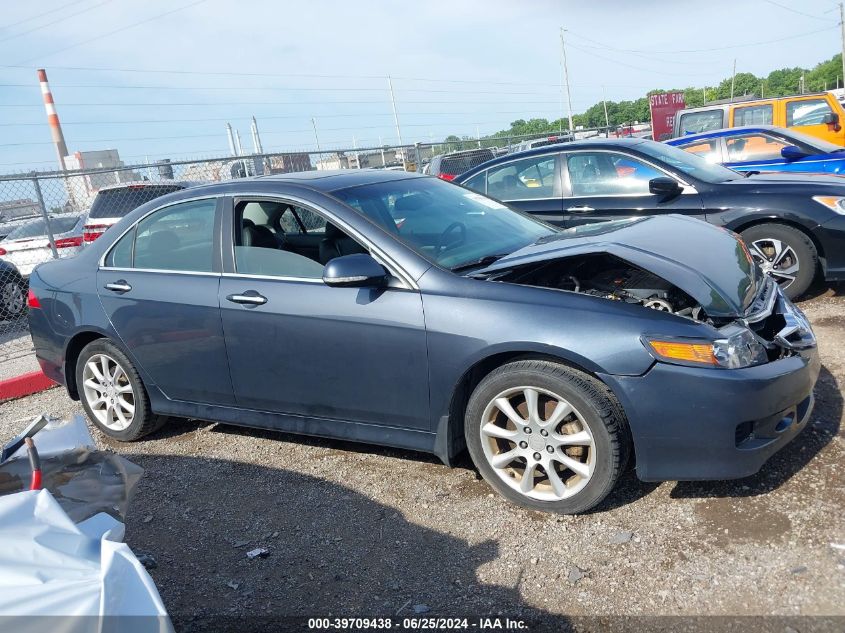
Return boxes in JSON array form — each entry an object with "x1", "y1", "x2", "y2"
[{"x1": 603, "y1": 280, "x2": 820, "y2": 482}]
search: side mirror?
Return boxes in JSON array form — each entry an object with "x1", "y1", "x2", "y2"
[
  {"x1": 823, "y1": 112, "x2": 842, "y2": 131},
  {"x1": 648, "y1": 177, "x2": 682, "y2": 198},
  {"x1": 780, "y1": 145, "x2": 807, "y2": 161},
  {"x1": 322, "y1": 253, "x2": 388, "y2": 288}
]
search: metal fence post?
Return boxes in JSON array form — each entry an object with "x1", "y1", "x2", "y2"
[
  {"x1": 32, "y1": 177, "x2": 58, "y2": 259},
  {"x1": 414, "y1": 143, "x2": 422, "y2": 172}
]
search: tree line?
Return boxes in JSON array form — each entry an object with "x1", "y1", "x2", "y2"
[{"x1": 443, "y1": 53, "x2": 843, "y2": 144}]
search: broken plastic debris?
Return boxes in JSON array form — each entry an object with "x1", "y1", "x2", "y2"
[{"x1": 246, "y1": 547, "x2": 269, "y2": 559}]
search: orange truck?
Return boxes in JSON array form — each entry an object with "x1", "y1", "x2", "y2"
[{"x1": 671, "y1": 92, "x2": 845, "y2": 146}]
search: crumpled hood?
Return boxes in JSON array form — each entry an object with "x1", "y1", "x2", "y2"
[{"x1": 475, "y1": 215, "x2": 760, "y2": 318}]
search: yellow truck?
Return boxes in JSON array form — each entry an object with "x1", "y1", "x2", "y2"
[{"x1": 672, "y1": 92, "x2": 845, "y2": 146}]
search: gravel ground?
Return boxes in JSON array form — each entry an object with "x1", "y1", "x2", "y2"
[{"x1": 2, "y1": 286, "x2": 844, "y2": 627}]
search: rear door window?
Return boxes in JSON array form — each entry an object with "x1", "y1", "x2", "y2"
[
  {"x1": 88, "y1": 185, "x2": 183, "y2": 219},
  {"x1": 486, "y1": 155, "x2": 557, "y2": 200},
  {"x1": 732, "y1": 104, "x2": 773, "y2": 126},
  {"x1": 678, "y1": 110, "x2": 724, "y2": 135},
  {"x1": 677, "y1": 139, "x2": 723, "y2": 164},
  {"x1": 123, "y1": 199, "x2": 217, "y2": 272}
]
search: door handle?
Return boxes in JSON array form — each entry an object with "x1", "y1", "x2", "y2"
[
  {"x1": 226, "y1": 292, "x2": 267, "y2": 306},
  {"x1": 567, "y1": 205, "x2": 595, "y2": 213},
  {"x1": 105, "y1": 280, "x2": 131, "y2": 293}
]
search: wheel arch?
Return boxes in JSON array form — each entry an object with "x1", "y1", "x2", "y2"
[
  {"x1": 433, "y1": 348, "x2": 632, "y2": 467},
  {"x1": 730, "y1": 217, "x2": 824, "y2": 262},
  {"x1": 64, "y1": 330, "x2": 107, "y2": 400}
]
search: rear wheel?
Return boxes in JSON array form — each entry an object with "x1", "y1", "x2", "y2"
[
  {"x1": 76, "y1": 339, "x2": 166, "y2": 441},
  {"x1": 740, "y1": 223, "x2": 817, "y2": 299},
  {"x1": 464, "y1": 360, "x2": 629, "y2": 514}
]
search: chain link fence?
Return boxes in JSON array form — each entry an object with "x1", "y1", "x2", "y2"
[{"x1": 0, "y1": 128, "x2": 614, "y2": 381}]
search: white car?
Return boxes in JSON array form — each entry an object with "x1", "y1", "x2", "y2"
[{"x1": 0, "y1": 213, "x2": 84, "y2": 277}]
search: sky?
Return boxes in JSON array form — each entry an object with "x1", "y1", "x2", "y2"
[{"x1": 0, "y1": 0, "x2": 841, "y2": 172}]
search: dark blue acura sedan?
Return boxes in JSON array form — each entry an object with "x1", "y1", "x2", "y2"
[{"x1": 27, "y1": 170, "x2": 819, "y2": 513}]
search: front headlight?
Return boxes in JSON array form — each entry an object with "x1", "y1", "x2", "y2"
[
  {"x1": 812, "y1": 195, "x2": 845, "y2": 215},
  {"x1": 644, "y1": 325, "x2": 767, "y2": 369}
]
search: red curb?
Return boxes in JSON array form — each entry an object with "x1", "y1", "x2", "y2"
[{"x1": 0, "y1": 371, "x2": 57, "y2": 402}]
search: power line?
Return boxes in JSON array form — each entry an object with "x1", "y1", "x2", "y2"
[
  {"x1": 565, "y1": 41, "x2": 718, "y2": 78},
  {"x1": 16, "y1": 0, "x2": 210, "y2": 64},
  {"x1": 0, "y1": 98, "x2": 579, "y2": 107},
  {"x1": 2, "y1": 0, "x2": 86, "y2": 32},
  {"x1": 761, "y1": 0, "x2": 829, "y2": 21},
  {"x1": 0, "y1": 63, "x2": 647, "y2": 90},
  {"x1": 566, "y1": 24, "x2": 837, "y2": 54},
  {"x1": 0, "y1": 0, "x2": 114, "y2": 46},
  {"x1": 0, "y1": 109, "x2": 585, "y2": 127}
]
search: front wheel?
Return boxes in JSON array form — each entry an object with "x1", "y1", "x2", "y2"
[
  {"x1": 464, "y1": 360, "x2": 630, "y2": 514},
  {"x1": 740, "y1": 223, "x2": 817, "y2": 299},
  {"x1": 76, "y1": 339, "x2": 167, "y2": 441}
]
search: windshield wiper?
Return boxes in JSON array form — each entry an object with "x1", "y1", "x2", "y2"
[
  {"x1": 743, "y1": 170, "x2": 760, "y2": 177},
  {"x1": 450, "y1": 253, "x2": 509, "y2": 273}
]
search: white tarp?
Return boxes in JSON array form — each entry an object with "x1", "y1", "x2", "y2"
[
  {"x1": 0, "y1": 489, "x2": 173, "y2": 632},
  {"x1": 0, "y1": 415, "x2": 173, "y2": 633}
]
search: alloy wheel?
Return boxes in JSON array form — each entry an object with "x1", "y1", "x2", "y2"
[
  {"x1": 749, "y1": 238, "x2": 799, "y2": 290},
  {"x1": 479, "y1": 386, "x2": 595, "y2": 502},
  {"x1": 81, "y1": 353, "x2": 136, "y2": 431},
  {"x1": 1, "y1": 282, "x2": 24, "y2": 317}
]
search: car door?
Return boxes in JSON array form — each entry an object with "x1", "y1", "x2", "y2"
[
  {"x1": 97, "y1": 197, "x2": 236, "y2": 406},
  {"x1": 560, "y1": 149, "x2": 704, "y2": 226},
  {"x1": 218, "y1": 196, "x2": 431, "y2": 430},
  {"x1": 462, "y1": 153, "x2": 564, "y2": 225},
  {"x1": 783, "y1": 96, "x2": 843, "y2": 145}
]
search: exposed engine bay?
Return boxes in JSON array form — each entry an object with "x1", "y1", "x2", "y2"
[{"x1": 485, "y1": 253, "x2": 710, "y2": 322}]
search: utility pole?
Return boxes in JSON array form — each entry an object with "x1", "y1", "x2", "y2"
[
  {"x1": 601, "y1": 85, "x2": 610, "y2": 132},
  {"x1": 560, "y1": 27, "x2": 575, "y2": 134},
  {"x1": 760, "y1": 82, "x2": 764, "y2": 99},
  {"x1": 702, "y1": 87, "x2": 706, "y2": 104},
  {"x1": 476, "y1": 124, "x2": 481, "y2": 148},
  {"x1": 840, "y1": 3, "x2": 845, "y2": 95},
  {"x1": 311, "y1": 117, "x2": 323, "y2": 164},
  {"x1": 729, "y1": 59, "x2": 736, "y2": 103},
  {"x1": 387, "y1": 75, "x2": 403, "y2": 146}
]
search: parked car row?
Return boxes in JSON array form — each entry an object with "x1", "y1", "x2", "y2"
[{"x1": 455, "y1": 138, "x2": 845, "y2": 299}]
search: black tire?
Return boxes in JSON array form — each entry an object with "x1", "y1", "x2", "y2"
[
  {"x1": 0, "y1": 278, "x2": 26, "y2": 319},
  {"x1": 740, "y1": 223, "x2": 817, "y2": 300},
  {"x1": 464, "y1": 359, "x2": 630, "y2": 514},
  {"x1": 75, "y1": 338, "x2": 167, "y2": 441}
]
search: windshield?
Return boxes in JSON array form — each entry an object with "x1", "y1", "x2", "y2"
[
  {"x1": 3, "y1": 215, "x2": 81, "y2": 241},
  {"x1": 637, "y1": 140, "x2": 740, "y2": 183},
  {"x1": 332, "y1": 177, "x2": 556, "y2": 270},
  {"x1": 775, "y1": 129, "x2": 842, "y2": 153}
]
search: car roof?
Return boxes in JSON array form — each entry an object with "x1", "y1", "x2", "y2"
[
  {"x1": 97, "y1": 179, "x2": 200, "y2": 192},
  {"x1": 455, "y1": 137, "x2": 650, "y2": 177},
  {"x1": 666, "y1": 125, "x2": 782, "y2": 143},
  {"x1": 205, "y1": 168, "x2": 428, "y2": 193}
]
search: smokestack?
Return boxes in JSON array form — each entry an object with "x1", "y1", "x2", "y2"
[
  {"x1": 37, "y1": 68, "x2": 69, "y2": 170},
  {"x1": 225, "y1": 123, "x2": 237, "y2": 156},
  {"x1": 250, "y1": 116, "x2": 263, "y2": 154}
]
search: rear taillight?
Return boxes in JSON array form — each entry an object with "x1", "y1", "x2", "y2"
[
  {"x1": 83, "y1": 224, "x2": 109, "y2": 242},
  {"x1": 27, "y1": 289, "x2": 41, "y2": 309},
  {"x1": 0, "y1": 247, "x2": 6, "y2": 256},
  {"x1": 438, "y1": 173, "x2": 457, "y2": 181},
  {"x1": 54, "y1": 236, "x2": 84, "y2": 249}
]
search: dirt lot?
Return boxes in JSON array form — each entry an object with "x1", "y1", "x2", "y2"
[{"x1": 2, "y1": 286, "x2": 844, "y2": 629}]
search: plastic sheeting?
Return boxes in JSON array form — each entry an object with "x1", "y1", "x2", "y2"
[
  {"x1": 0, "y1": 416, "x2": 173, "y2": 633},
  {"x1": 0, "y1": 416, "x2": 143, "y2": 523}
]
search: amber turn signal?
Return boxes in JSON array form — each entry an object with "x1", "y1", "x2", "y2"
[{"x1": 646, "y1": 340, "x2": 718, "y2": 366}]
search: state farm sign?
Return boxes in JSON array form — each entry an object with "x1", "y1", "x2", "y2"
[{"x1": 649, "y1": 92, "x2": 686, "y2": 141}]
